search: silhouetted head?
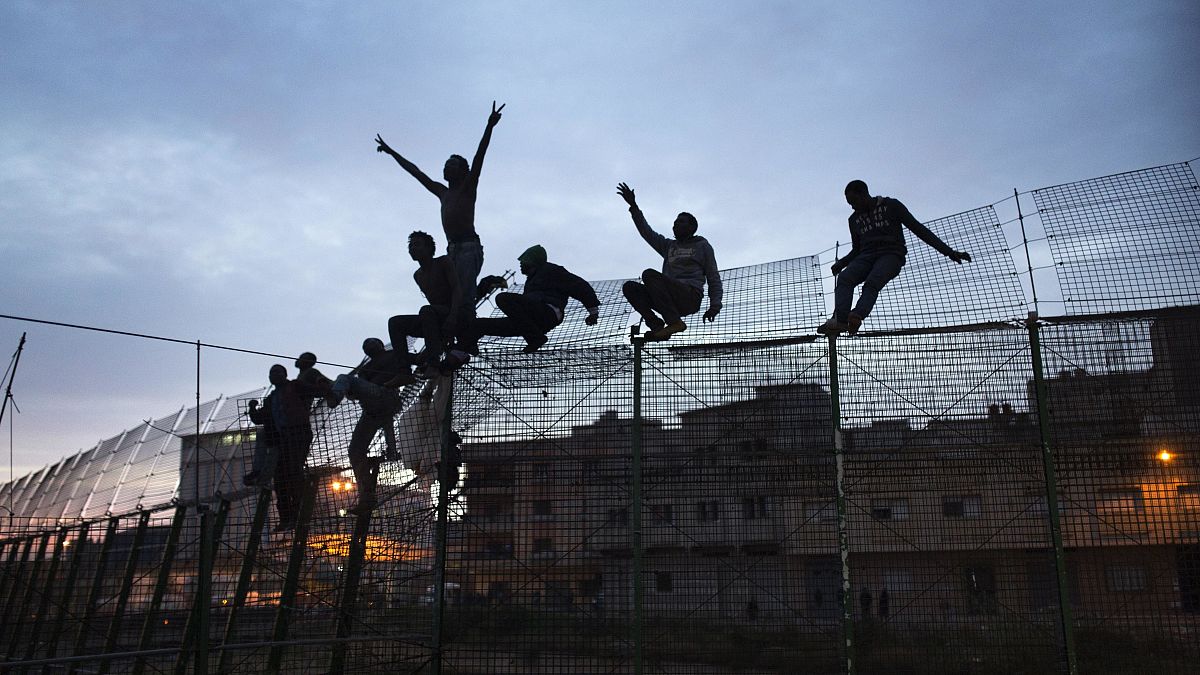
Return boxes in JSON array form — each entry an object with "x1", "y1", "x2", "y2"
[
  {"x1": 362, "y1": 337, "x2": 386, "y2": 357},
  {"x1": 295, "y1": 352, "x2": 317, "y2": 370},
  {"x1": 845, "y1": 180, "x2": 873, "y2": 212},
  {"x1": 518, "y1": 244, "x2": 547, "y2": 275},
  {"x1": 444, "y1": 154, "x2": 469, "y2": 184},
  {"x1": 268, "y1": 364, "x2": 288, "y2": 386},
  {"x1": 672, "y1": 212, "x2": 698, "y2": 240},
  {"x1": 408, "y1": 230, "x2": 437, "y2": 262}
]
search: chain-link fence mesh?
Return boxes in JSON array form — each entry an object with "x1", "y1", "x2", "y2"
[{"x1": 2, "y1": 160, "x2": 1199, "y2": 673}]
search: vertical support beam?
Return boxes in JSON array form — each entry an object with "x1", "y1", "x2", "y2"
[
  {"x1": 69, "y1": 517, "x2": 120, "y2": 675},
  {"x1": 266, "y1": 478, "x2": 317, "y2": 675},
  {"x1": 829, "y1": 335, "x2": 856, "y2": 675},
  {"x1": 175, "y1": 499, "x2": 230, "y2": 675},
  {"x1": 0, "y1": 536, "x2": 35, "y2": 632},
  {"x1": 40, "y1": 522, "x2": 90, "y2": 671},
  {"x1": 218, "y1": 488, "x2": 273, "y2": 674},
  {"x1": 630, "y1": 337, "x2": 645, "y2": 675},
  {"x1": 132, "y1": 505, "x2": 187, "y2": 675},
  {"x1": 97, "y1": 510, "x2": 152, "y2": 675},
  {"x1": 1027, "y1": 314, "x2": 1079, "y2": 675},
  {"x1": 22, "y1": 528, "x2": 69, "y2": 664},
  {"x1": 330, "y1": 508, "x2": 372, "y2": 674},
  {"x1": 0, "y1": 538, "x2": 20, "y2": 604},
  {"x1": 430, "y1": 375, "x2": 455, "y2": 675},
  {"x1": 6, "y1": 532, "x2": 51, "y2": 659}
]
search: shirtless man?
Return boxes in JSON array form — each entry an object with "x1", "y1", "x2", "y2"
[
  {"x1": 387, "y1": 231, "x2": 464, "y2": 376},
  {"x1": 376, "y1": 101, "x2": 504, "y2": 319}
]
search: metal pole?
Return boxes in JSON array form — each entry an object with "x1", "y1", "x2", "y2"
[
  {"x1": 22, "y1": 528, "x2": 68, "y2": 665},
  {"x1": 0, "y1": 536, "x2": 34, "y2": 639},
  {"x1": 1026, "y1": 314, "x2": 1078, "y2": 675},
  {"x1": 1, "y1": 332, "x2": 26, "y2": 519},
  {"x1": 69, "y1": 517, "x2": 119, "y2": 674},
  {"x1": 175, "y1": 499, "x2": 229, "y2": 675},
  {"x1": 40, "y1": 522, "x2": 90, "y2": 673},
  {"x1": 829, "y1": 335, "x2": 856, "y2": 675},
  {"x1": 330, "y1": 506, "x2": 372, "y2": 674},
  {"x1": 5, "y1": 532, "x2": 49, "y2": 659},
  {"x1": 430, "y1": 375, "x2": 454, "y2": 675},
  {"x1": 217, "y1": 488, "x2": 272, "y2": 674},
  {"x1": 266, "y1": 478, "x2": 317, "y2": 675},
  {"x1": 631, "y1": 337, "x2": 645, "y2": 675},
  {"x1": 98, "y1": 510, "x2": 151, "y2": 675},
  {"x1": 132, "y1": 505, "x2": 187, "y2": 675},
  {"x1": 1014, "y1": 189, "x2": 1041, "y2": 317}
]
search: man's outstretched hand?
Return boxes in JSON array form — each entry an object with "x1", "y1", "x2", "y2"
[
  {"x1": 949, "y1": 250, "x2": 972, "y2": 264},
  {"x1": 617, "y1": 182, "x2": 637, "y2": 208},
  {"x1": 488, "y1": 101, "x2": 505, "y2": 127},
  {"x1": 375, "y1": 134, "x2": 396, "y2": 155}
]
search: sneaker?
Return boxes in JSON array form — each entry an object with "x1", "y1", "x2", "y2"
[
  {"x1": 816, "y1": 318, "x2": 848, "y2": 336},
  {"x1": 846, "y1": 313, "x2": 863, "y2": 335},
  {"x1": 646, "y1": 320, "x2": 686, "y2": 341},
  {"x1": 642, "y1": 316, "x2": 665, "y2": 333},
  {"x1": 522, "y1": 334, "x2": 548, "y2": 354},
  {"x1": 443, "y1": 349, "x2": 472, "y2": 369},
  {"x1": 242, "y1": 471, "x2": 260, "y2": 487}
]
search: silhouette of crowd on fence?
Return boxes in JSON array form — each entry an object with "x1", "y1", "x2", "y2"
[{"x1": 246, "y1": 101, "x2": 972, "y2": 523}]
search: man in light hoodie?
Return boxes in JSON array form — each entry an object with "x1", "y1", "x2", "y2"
[{"x1": 617, "y1": 182, "x2": 722, "y2": 341}]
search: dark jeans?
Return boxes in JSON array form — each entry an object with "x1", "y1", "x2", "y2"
[
  {"x1": 333, "y1": 376, "x2": 401, "y2": 499},
  {"x1": 447, "y1": 239, "x2": 484, "y2": 320},
  {"x1": 273, "y1": 425, "x2": 313, "y2": 524},
  {"x1": 623, "y1": 269, "x2": 702, "y2": 326},
  {"x1": 388, "y1": 304, "x2": 451, "y2": 364},
  {"x1": 834, "y1": 252, "x2": 905, "y2": 321},
  {"x1": 464, "y1": 293, "x2": 560, "y2": 347}
]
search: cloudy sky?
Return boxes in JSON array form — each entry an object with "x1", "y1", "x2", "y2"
[{"x1": 2, "y1": 1, "x2": 1197, "y2": 480}]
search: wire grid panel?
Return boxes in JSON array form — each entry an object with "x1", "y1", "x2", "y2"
[
  {"x1": 1037, "y1": 313, "x2": 1200, "y2": 673},
  {"x1": 835, "y1": 326, "x2": 1067, "y2": 673},
  {"x1": 634, "y1": 340, "x2": 842, "y2": 673},
  {"x1": 843, "y1": 205, "x2": 1027, "y2": 333},
  {"x1": 1033, "y1": 161, "x2": 1200, "y2": 315},
  {"x1": 436, "y1": 343, "x2": 637, "y2": 673}
]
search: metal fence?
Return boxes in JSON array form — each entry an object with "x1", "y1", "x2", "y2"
[{"x1": 1, "y1": 161, "x2": 1198, "y2": 674}]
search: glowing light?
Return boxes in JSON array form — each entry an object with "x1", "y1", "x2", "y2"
[
  {"x1": 331, "y1": 481, "x2": 342, "y2": 491},
  {"x1": 1158, "y1": 450, "x2": 1173, "y2": 463}
]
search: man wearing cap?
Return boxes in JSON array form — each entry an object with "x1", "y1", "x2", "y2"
[
  {"x1": 616, "y1": 182, "x2": 722, "y2": 341},
  {"x1": 463, "y1": 244, "x2": 600, "y2": 353}
]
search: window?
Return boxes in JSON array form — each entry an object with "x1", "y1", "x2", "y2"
[
  {"x1": 964, "y1": 565, "x2": 997, "y2": 614},
  {"x1": 871, "y1": 499, "x2": 909, "y2": 521},
  {"x1": 1097, "y1": 489, "x2": 1145, "y2": 513},
  {"x1": 742, "y1": 496, "x2": 769, "y2": 520},
  {"x1": 697, "y1": 500, "x2": 721, "y2": 521},
  {"x1": 805, "y1": 500, "x2": 837, "y2": 523},
  {"x1": 532, "y1": 463, "x2": 552, "y2": 480},
  {"x1": 1105, "y1": 565, "x2": 1148, "y2": 592},
  {"x1": 883, "y1": 569, "x2": 914, "y2": 593},
  {"x1": 532, "y1": 538, "x2": 555, "y2": 555},
  {"x1": 650, "y1": 504, "x2": 674, "y2": 523},
  {"x1": 607, "y1": 507, "x2": 628, "y2": 526},
  {"x1": 1179, "y1": 484, "x2": 1200, "y2": 510},
  {"x1": 655, "y1": 571, "x2": 673, "y2": 593},
  {"x1": 532, "y1": 500, "x2": 553, "y2": 517},
  {"x1": 942, "y1": 495, "x2": 982, "y2": 519}
]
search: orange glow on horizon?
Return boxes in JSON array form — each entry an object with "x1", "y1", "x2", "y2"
[{"x1": 1158, "y1": 450, "x2": 1173, "y2": 463}]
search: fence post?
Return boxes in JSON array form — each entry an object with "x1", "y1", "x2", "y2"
[
  {"x1": 5, "y1": 532, "x2": 50, "y2": 659},
  {"x1": 829, "y1": 335, "x2": 856, "y2": 675},
  {"x1": 132, "y1": 504, "x2": 187, "y2": 675},
  {"x1": 40, "y1": 522, "x2": 90, "y2": 669},
  {"x1": 266, "y1": 478, "x2": 317, "y2": 675},
  {"x1": 0, "y1": 535, "x2": 34, "y2": 634},
  {"x1": 631, "y1": 336, "x2": 645, "y2": 675},
  {"x1": 330, "y1": 505, "x2": 372, "y2": 674},
  {"x1": 175, "y1": 499, "x2": 230, "y2": 675},
  {"x1": 1026, "y1": 314, "x2": 1079, "y2": 675},
  {"x1": 218, "y1": 488, "x2": 273, "y2": 674},
  {"x1": 430, "y1": 375, "x2": 455, "y2": 675},
  {"x1": 69, "y1": 517, "x2": 120, "y2": 674},
  {"x1": 21, "y1": 527, "x2": 68, "y2": 664},
  {"x1": 97, "y1": 510, "x2": 152, "y2": 675}
]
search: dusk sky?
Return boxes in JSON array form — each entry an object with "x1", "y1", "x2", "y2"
[{"x1": 2, "y1": 1, "x2": 1198, "y2": 480}]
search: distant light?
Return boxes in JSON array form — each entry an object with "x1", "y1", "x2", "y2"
[
  {"x1": 1158, "y1": 450, "x2": 1173, "y2": 463},
  {"x1": 331, "y1": 481, "x2": 342, "y2": 491}
]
